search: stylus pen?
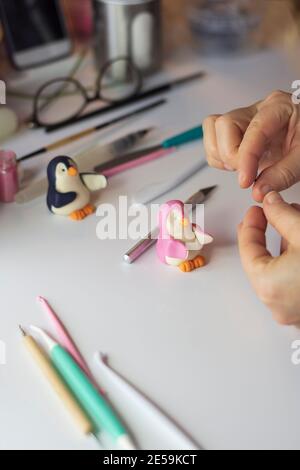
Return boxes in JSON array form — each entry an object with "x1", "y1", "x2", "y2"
[
  {"x1": 30, "y1": 326, "x2": 136, "y2": 450},
  {"x1": 19, "y1": 326, "x2": 98, "y2": 440},
  {"x1": 123, "y1": 185, "x2": 217, "y2": 264},
  {"x1": 18, "y1": 99, "x2": 166, "y2": 162},
  {"x1": 46, "y1": 71, "x2": 206, "y2": 133}
]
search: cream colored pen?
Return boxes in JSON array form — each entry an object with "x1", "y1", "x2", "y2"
[{"x1": 19, "y1": 326, "x2": 101, "y2": 446}]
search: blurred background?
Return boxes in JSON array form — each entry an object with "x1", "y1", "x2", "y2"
[{"x1": 1, "y1": 0, "x2": 300, "y2": 141}]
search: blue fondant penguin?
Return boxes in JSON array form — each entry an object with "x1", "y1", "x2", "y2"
[{"x1": 47, "y1": 156, "x2": 107, "y2": 220}]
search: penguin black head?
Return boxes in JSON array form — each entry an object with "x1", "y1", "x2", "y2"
[{"x1": 47, "y1": 156, "x2": 78, "y2": 187}]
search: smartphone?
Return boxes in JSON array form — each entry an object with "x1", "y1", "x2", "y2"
[{"x1": 0, "y1": 0, "x2": 72, "y2": 70}]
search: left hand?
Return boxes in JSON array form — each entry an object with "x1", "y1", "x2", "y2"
[{"x1": 238, "y1": 191, "x2": 300, "y2": 326}]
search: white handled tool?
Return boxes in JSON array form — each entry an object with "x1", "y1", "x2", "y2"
[{"x1": 133, "y1": 160, "x2": 207, "y2": 205}]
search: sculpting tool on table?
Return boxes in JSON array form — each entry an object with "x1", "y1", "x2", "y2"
[
  {"x1": 31, "y1": 325, "x2": 136, "y2": 450},
  {"x1": 95, "y1": 146, "x2": 175, "y2": 177},
  {"x1": 18, "y1": 99, "x2": 166, "y2": 162},
  {"x1": 37, "y1": 296, "x2": 105, "y2": 395},
  {"x1": 94, "y1": 353, "x2": 199, "y2": 450},
  {"x1": 124, "y1": 185, "x2": 217, "y2": 264},
  {"x1": 94, "y1": 125, "x2": 204, "y2": 176},
  {"x1": 46, "y1": 71, "x2": 206, "y2": 133},
  {"x1": 133, "y1": 159, "x2": 208, "y2": 205},
  {"x1": 19, "y1": 326, "x2": 102, "y2": 447},
  {"x1": 15, "y1": 128, "x2": 152, "y2": 204}
]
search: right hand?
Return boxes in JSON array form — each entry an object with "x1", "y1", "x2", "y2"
[{"x1": 203, "y1": 90, "x2": 300, "y2": 202}]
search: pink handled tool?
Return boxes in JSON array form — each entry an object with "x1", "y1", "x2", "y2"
[
  {"x1": 37, "y1": 296, "x2": 105, "y2": 395},
  {"x1": 101, "y1": 147, "x2": 175, "y2": 178}
]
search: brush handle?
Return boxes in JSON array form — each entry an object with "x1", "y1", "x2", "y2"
[{"x1": 23, "y1": 335, "x2": 93, "y2": 435}]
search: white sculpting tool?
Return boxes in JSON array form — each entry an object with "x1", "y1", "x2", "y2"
[
  {"x1": 133, "y1": 160, "x2": 208, "y2": 205},
  {"x1": 94, "y1": 352, "x2": 200, "y2": 450}
]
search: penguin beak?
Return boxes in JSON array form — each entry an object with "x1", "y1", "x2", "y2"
[
  {"x1": 181, "y1": 217, "x2": 189, "y2": 227},
  {"x1": 68, "y1": 167, "x2": 78, "y2": 177}
]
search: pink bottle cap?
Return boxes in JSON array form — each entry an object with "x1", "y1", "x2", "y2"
[{"x1": 0, "y1": 150, "x2": 19, "y2": 203}]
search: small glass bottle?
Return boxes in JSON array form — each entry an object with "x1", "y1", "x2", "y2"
[{"x1": 0, "y1": 150, "x2": 19, "y2": 203}]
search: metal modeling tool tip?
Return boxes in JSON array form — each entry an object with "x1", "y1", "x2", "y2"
[
  {"x1": 143, "y1": 127, "x2": 155, "y2": 136},
  {"x1": 91, "y1": 432, "x2": 104, "y2": 450},
  {"x1": 19, "y1": 325, "x2": 26, "y2": 336},
  {"x1": 201, "y1": 185, "x2": 218, "y2": 197}
]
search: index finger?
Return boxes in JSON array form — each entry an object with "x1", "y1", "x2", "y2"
[
  {"x1": 238, "y1": 206, "x2": 272, "y2": 275},
  {"x1": 238, "y1": 96, "x2": 294, "y2": 188}
]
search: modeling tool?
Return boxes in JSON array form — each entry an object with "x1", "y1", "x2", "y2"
[
  {"x1": 19, "y1": 326, "x2": 101, "y2": 445},
  {"x1": 31, "y1": 326, "x2": 136, "y2": 450},
  {"x1": 94, "y1": 126, "x2": 203, "y2": 175},
  {"x1": 94, "y1": 353, "x2": 199, "y2": 450},
  {"x1": 37, "y1": 296, "x2": 104, "y2": 395},
  {"x1": 133, "y1": 160, "x2": 208, "y2": 205},
  {"x1": 95, "y1": 147, "x2": 174, "y2": 176}
]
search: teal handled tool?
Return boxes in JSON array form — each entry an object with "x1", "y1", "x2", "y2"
[
  {"x1": 161, "y1": 126, "x2": 203, "y2": 149},
  {"x1": 30, "y1": 326, "x2": 136, "y2": 450},
  {"x1": 94, "y1": 125, "x2": 204, "y2": 175}
]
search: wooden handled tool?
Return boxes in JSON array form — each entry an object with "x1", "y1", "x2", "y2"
[{"x1": 19, "y1": 326, "x2": 94, "y2": 436}]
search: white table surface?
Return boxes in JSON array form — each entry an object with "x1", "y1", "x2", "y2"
[{"x1": 1, "y1": 45, "x2": 300, "y2": 450}]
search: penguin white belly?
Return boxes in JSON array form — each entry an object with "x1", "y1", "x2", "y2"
[
  {"x1": 165, "y1": 256, "x2": 187, "y2": 266},
  {"x1": 52, "y1": 187, "x2": 90, "y2": 216},
  {"x1": 165, "y1": 250, "x2": 202, "y2": 266},
  {"x1": 165, "y1": 238, "x2": 203, "y2": 266}
]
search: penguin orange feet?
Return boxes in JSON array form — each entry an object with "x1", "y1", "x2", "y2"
[
  {"x1": 179, "y1": 256, "x2": 206, "y2": 273},
  {"x1": 82, "y1": 204, "x2": 95, "y2": 216},
  {"x1": 179, "y1": 260, "x2": 195, "y2": 273},
  {"x1": 69, "y1": 205, "x2": 95, "y2": 221},
  {"x1": 193, "y1": 255, "x2": 206, "y2": 269}
]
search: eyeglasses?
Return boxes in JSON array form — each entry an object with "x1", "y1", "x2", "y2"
[{"x1": 32, "y1": 57, "x2": 143, "y2": 128}]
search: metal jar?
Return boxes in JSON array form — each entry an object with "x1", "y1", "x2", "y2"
[{"x1": 93, "y1": 0, "x2": 162, "y2": 75}]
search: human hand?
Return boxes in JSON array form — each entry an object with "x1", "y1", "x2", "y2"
[
  {"x1": 203, "y1": 90, "x2": 300, "y2": 202},
  {"x1": 238, "y1": 191, "x2": 300, "y2": 326}
]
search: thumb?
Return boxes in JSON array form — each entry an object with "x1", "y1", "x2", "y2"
[
  {"x1": 253, "y1": 147, "x2": 300, "y2": 202},
  {"x1": 263, "y1": 191, "x2": 300, "y2": 246}
]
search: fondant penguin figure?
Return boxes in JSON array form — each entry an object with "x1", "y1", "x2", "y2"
[
  {"x1": 47, "y1": 156, "x2": 107, "y2": 221},
  {"x1": 157, "y1": 200, "x2": 214, "y2": 272}
]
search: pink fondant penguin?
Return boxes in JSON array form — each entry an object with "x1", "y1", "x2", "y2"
[{"x1": 157, "y1": 200, "x2": 214, "y2": 272}]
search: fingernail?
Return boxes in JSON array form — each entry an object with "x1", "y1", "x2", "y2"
[
  {"x1": 259, "y1": 185, "x2": 272, "y2": 197},
  {"x1": 266, "y1": 191, "x2": 283, "y2": 204},
  {"x1": 239, "y1": 171, "x2": 247, "y2": 186},
  {"x1": 224, "y1": 164, "x2": 234, "y2": 171}
]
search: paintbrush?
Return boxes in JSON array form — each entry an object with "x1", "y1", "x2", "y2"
[{"x1": 18, "y1": 99, "x2": 166, "y2": 162}]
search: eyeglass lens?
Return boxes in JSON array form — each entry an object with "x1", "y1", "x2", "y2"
[
  {"x1": 98, "y1": 58, "x2": 141, "y2": 102},
  {"x1": 35, "y1": 79, "x2": 87, "y2": 126}
]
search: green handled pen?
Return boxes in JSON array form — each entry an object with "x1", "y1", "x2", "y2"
[{"x1": 30, "y1": 326, "x2": 136, "y2": 450}]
